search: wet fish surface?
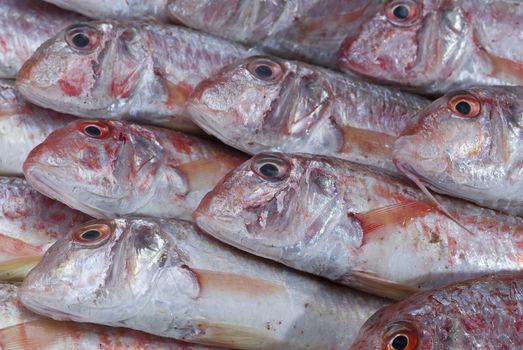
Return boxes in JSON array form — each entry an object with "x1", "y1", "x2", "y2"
[
  {"x1": 19, "y1": 218, "x2": 388, "y2": 350},
  {"x1": 168, "y1": 0, "x2": 379, "y2": 68},
  {"x1": 43, "y1": 0, "x2": 170, "y2": 20},
  {"x1": 0, "y1": 79, "x2": 75, "y2": 176},
  {"x1": 0, "y1": 177, "x2": 91, "y2": 281},
  {"x1": 195, "y1": 152, "x2": 523, "y2": 300},
  {"x1": 0, "y1": 0, "x2": 86, "y2": 78},
  {"x1": 188, "y1": 55, "x2": 429, "y2": 174},
  {"x1": 0, "y1": 283, "x2": 221, "y2": 350},
  {"x1": 16, "y1": 20, "x2": 252, "y2": 132},
  {"x1": 23, "y1": 119, "x2": 247, "y2": 220},
  {"x1": 350, "y1": 274, "x2": 523, "y2": 349},
  {"x1": 337, "y1": 0, "x2": 523, "y2": 94},
  {"x1": 394, "y1": 86, "x2": 523, "y2": 216}
]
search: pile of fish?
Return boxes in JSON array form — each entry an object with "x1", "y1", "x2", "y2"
[{"x1": 1, "y1": 1, "x2": 522, "y2": 349}]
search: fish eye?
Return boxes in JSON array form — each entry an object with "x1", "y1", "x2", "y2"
[
  {"x1": 246, "y1": 57, "x2": 284, "y2": 82},
  {"x1": 384, "y1": 322, "x2": 418, "y2": 350},
  {"x1": 251, "y1": 154, "x2": 291, "y2": 181},
  {"x1": 448, "y1": 93, "x2": 481, "y2": 118},
  {"x1": 65, "y1": 24, "x2": 101, "y2": 52},
  {"x1": 385, "y1": 1, "x2": 421, "y2": 26},
  {"x1": 72, "y1": 223, "x2": 112, "y2": 246},
  {"x1": 79, "y1": 121, "x2": 111, "y2": 139}
]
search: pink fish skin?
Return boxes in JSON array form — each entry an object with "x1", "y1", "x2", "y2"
[
  {"x1": 0, "y1": 79, "x2": 76, "y2": 176},
  {"x1": 43, "y1": 0, "x2": 170, "y2": 20},
  {"x1": 0, "y1": 283, "x2": 223, "y2": 350},
  {"x1": 16, "y1": 20, "x2": 252, "y2": 132},
  {"x1": 23, "y1": 119, "x2": 247, "y2": 220},
  {"x1": 188, "y1": 55, "x2": 429, "y2": 174},
  {"x1": 0, "y1": 0, "x2": 86, "y2": 78},
  {"x1": 194, "y1": 152, "x2": 523, "y2": 300},
  {"x1": 167, "y1": 0, "x2": 380, "y2": 68},
  {"x1": 394, "y1": 86, "x2": 523, "y2": 216},
  {"x1": 350, "y1": 274, "x2": 523, "y2": 350},
  {"x1": 0, "y1": 176, "x2": 91, "y2": 280},
  {"x1": 337, "y1": 0, "x2": 523, "y2": 94}
]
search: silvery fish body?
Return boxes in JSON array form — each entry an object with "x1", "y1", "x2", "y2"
[
  {"x1": 44, "y1": 0, "x2": 170, "y2": 20},
  {"x1": 19, "y1": 218, "x2": 388, "y2": 350},
  {"x1": 188, "y1": 55, "x2": 429, "y2": 174},
  {"x1": 0, "y1": 283, "x2": 220, "y2": 350},
  {"x1": 350, "y1": 274, "x2": 523, "y2": 350},
  {"x1": 24, "y1": 119, "x2": 246, "y2": 220},
  {"x1": 167, "y1": 0, "x2": 379, "y2": 68},
  {"x1": 0, "y1": 0, "x2": 86, "y2": 78},
  {"x1": 0, "y1": 79, "x2": 75, "y2": 176},
  {"x1": 16, "y1": 20, "x2": 252, "y2": 132},
  {"x1": 0, "y1": 177, "x2": 90, "y2": 281},
  {"x1": 337, "y1": 0, "x2": 523, "y2": 94},
  {"x1": 394, "y1": 86, "x2": 523, "y2": 216},
  {"x1": 195, "y1": 153, "x2": 523, "y2": 300}
]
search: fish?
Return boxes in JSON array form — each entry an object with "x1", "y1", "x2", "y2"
[
  {"x1": 187, "y1": 55, "x2": 429, "y2": 174},
  {"x1": 0, "y1": 0, "x2": 86, "y2": 78},
  {"x1": 16, "y1": 20, "x2": 253, "y2": 133},
  {"x1": 350, "y1": 273, "x2": 523, "y2": 349},
  {"x1": 167, "y1": 0, "x2": 380, "y2": 68},
  {"x1": 393, "y1": 86, "x2": 523, "y2": 217},
  {"x1": 43, "y1": 0, "x2": 170, "y2": 20},
  {"x1": 19, "y1": 218, "x2": 388, "y2": 349},
  {"x1": 0, "y1": 177, "x2": 91, "y2": 281},
  {"x1": 23, "y1": 119, "x2": 247, "y2": 220},
  {"x1": 337, "y1": 0, "x2": 523, "y2": 94},
  {"x1": 0, "y1": 283, "x2": 223, "y2": 350},
  {"x1": 194, "y1": 152, "x2": 523, "y2": 300},
  {"x1": 0, "y1": 79, "x2": 76, "y2": 176}
]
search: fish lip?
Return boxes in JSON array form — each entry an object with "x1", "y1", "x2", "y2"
[{"x1": 18, "y1": 284, "x2": 78, "y2": 321}]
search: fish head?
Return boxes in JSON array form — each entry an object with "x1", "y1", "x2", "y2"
[
  {"x1": 188, "y1": 55, "x2": 332, "y2": 153},
  {"x1": 350, "y1": 304, "x2": 428, "y2": 350},
  {"x1": 16, "y1": 21, "x2": 149, "y2": 117},
  {"x1": 195, "y1": 152, "x2": 342, "y2": 258},
  {"x1": 167, "y1": 0, "x2": 284, "y2": 43},
  {"x1": 337, "y1": 0, "x2": 468, "y2": 89},
  {"x1": 18, "y1": 218, "x2": 170, "y2": 323},
  {"x1": 393, "y1": 87, "x2": 523, "y2": 196},
  {"x1": 23, "y1": 119, "x2": 162, "y2": 218}
]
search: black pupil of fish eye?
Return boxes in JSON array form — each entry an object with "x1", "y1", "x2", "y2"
[
  {"x1": 455, "y1": 101, "x2": 471, "y2": 115},
  {"x1": 255, "y1": 64, "x2": 273, "y2": 79},
  {"x1": 81, "y1": 230, "x2": 101, "y2": 241},
  {"x1": 393, "y1": 5, "x2": 409, "y2": 19},
  {"x1": 391, "y1": 334, "x2": 408, "y2": 350},
  {"x1": 72, "y1": 33, "x2": 90, "y2": 48},
  {"x1": 260, "y1": 163, "x2": 280, "y2": 178},
  {"x1": 84, "y1": 125, "x2": 101, "y2": 137}
]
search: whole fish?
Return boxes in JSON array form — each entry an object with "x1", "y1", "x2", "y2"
[
  {"x1": 16, "y1": 20, "x2": 252, "y2": 132},
  {"x1": 350, "y1": 274, "x2": 523, "y2": 349},
  {"x1": 43, "y1": 0, "x2": 169, "y2": 20},
  {"x1": 337, "y1": 0, "x2": 523, "y2": 94},
  {"x1": 19, "y1": 218, "x2": 388, "y2": 350},
  {"x1": 0, "y1": 177, "x2": 90, "y2": 281},
  {"x1": 0, "y1": 0, "x2": 86, "y2": 78},
  {"x1": 394, "y1": 86, "x2": 523, "y2": 216},
  {"x1": 188, "y1": 55, "x2": 429, "y2": 174},
  {"x1": 23, "y1": 119, "x2": 246, "y2": 220},
  {"x1": 194, "y1": 152, "x2": 523, "y2": 300},
  {"x1": 0, "y1": 283, "x2": 222, "y2": 350},
  {"x1": 0, "y1": 79, "x2": 75, "y2": 176},
  {"x1": 167, "y1": 0, "x2": 379, "y2": 68}
]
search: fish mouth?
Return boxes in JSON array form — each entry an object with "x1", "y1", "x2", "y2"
[
  {"x1": 23, "y1": 164, "x2": 104, "y2": 218},
  {"x1": 193, "y1": 212, "x2": 285, "y2": 261}
]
